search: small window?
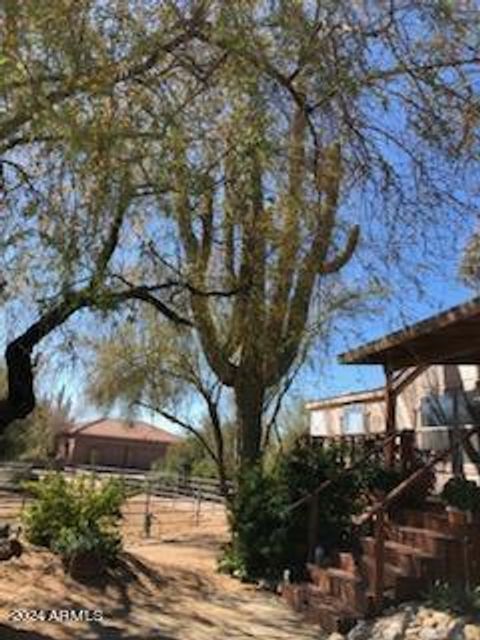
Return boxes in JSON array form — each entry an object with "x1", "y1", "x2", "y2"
[
  {"x1": 421, "y1": 390, "x2": 480, "y2": 427},
  {"x1": 342, "y1": 404, "x2": 365, "y2": 434},
  {"x1": 310, "y1": 410, "x2": 328, "y2": 437}
]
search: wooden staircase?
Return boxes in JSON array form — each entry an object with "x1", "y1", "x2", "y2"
[
  {"x1": 282, "y1": 426, "x2": 480, "y2": 634},
  {"x1": 282, "y1": 504, "x2": 479, "y2": 634}
]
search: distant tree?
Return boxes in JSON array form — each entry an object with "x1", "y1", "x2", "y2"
[
  {"x1": 0, "y1": 372, "x2": 73, "y2": 462},
  {"x1": 87, "y1": 311, "x2": 234, "y2": 494},
  {"x1": 460, "y1": 231, "x2": 480, "y2": 289}
]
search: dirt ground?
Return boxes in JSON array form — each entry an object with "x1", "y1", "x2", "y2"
[{"x1": 0, "y1": 491, "x2": 322, "y2": 640}]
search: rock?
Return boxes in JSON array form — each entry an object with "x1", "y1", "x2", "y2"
[
  {"x1": 370, "y1": 611, "x2": 411, "y2": 640},
  {"x1": 417, "y1": 616, "x2": 463, "y2": 640},
  {"x1": 418, "y1": 628, "x2": 449, "y2": 640},
  {"x1": 347, "y1": 620, "x2": 370, "y2": 640},
  {"x1": 464, "y1": 624, "x2": 480, "y2": 640},
  {"x1": 428, "y1": 611, "x2": 455, "y2": 628}
]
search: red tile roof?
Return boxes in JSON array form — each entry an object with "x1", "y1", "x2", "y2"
[{"x1": 67, "y1": 418, "x2": 180, "y2": 444}]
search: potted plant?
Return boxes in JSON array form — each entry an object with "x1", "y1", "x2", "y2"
[
  {"x1": 53, "y1": 525, "x2": 120, "y2": 581},
  {"x1": 441, "y1": 477, "x2": 480, "y2": 526}
]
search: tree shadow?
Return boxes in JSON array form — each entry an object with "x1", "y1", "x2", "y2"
[{"x1": 0, "y1": 624, "x2": 56, "y2": 640}]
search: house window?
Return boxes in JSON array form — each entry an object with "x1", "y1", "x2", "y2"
[
  {"x1": 310, "y1": 410, "x2": 328, "y2": 437},
  {"x1": 421, "y1": 390, "x2": 480, "y2": 427},
  {"x1": 342, "y1": 404, "x2": 365, "y2": 434}
]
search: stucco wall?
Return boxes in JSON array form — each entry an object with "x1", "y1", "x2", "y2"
[
  {"x1": 309, "y1": 364, "x2": 480, "y2": 437},
  {"x1": 308, "y1": 364, "x2": 480, "y2": 481},
  {"x1": 65, "y1": 435, "x2": 169, "y2": 470}
]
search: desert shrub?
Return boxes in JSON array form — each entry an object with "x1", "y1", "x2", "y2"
[
  {"x1": 441, "y1": 477, "x2": 480, "y2": 513},
  {"x1": 22, "y1": 473, "x2": 125, "y2": 565},
  {"x1": 425, "y1": 580, "x2": 480, "y2": 615},
  {"x1": 222, "y1": 440, "x2": 362, "y2": 582},
  {"x1": 223, "y1": 465, "x2": 289, "y2": 580},
  {"x1": 22, "y1": 473, "x2": 78, "y2": 547},
  {"x1": 53, "y1": 524, "x2": 121, "y2": 565}
]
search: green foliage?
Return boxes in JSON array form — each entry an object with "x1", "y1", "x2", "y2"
[
  {"x1": 157, "y1": 436, "x2": 217, "y2": 478},
  {"x1": 361, "y1": 464, "x2": 403, "y2": 495},
  {"x1": 425, "y1": 580, "x2": 480, "y2": 615},
  {"x1": 359, "y1": 456, "x2": 435, "y2": 509},
  {"x1": 441, "y1": 477, "x2": 480, "y2": 513},
  {"x1": 53, "y1": 525, "x2": 121, "y2": 565},
  {"x1": 223, "y1": 439, "x2": 362, "y2": 581},
  {"x1": 225, "y1": 465, "x2": 289, "y2": 580},
  {"x1": 0, "y1": 380, "x2": 73, "y2": 463},
  {"x1": 22, "y1": 473, "x2": 125, "y2": 567}
]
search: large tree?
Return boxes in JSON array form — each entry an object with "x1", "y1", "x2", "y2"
[
  {"x1": 2, "y1": 1, "x2": 480, "y2": 467},
  {"x1": 0, "y1": 1, "x2": 212, "y2": 435},
  {"x1": 149, "y1": 1, "x2": 480, "y2": 464}
]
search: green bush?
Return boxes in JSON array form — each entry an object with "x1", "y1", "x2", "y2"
[
  {"x1": 222, "y1": 439, "x2": 438, "y2": 583},
  {"x1": 425, "y1": 580, "x2": 480, "y2": 615},
  {"x1": 22, "y1": 473, "x2": 125, "y2": 566},
  {"x1": 359, "y1": 457, "x2": 435, "y2": 510},
  {"x1": 53, "y1": 524, "x2": 121, "y2": 564},
  {"x1": 441, "y1": 477, "x2": 480, "y2": 513},
  {"x1": 225, "y1": 465, "x2": 289, "y2": 581},
  {"x1": 222, "y1": 440, "x2": 362, "y2": 582}
]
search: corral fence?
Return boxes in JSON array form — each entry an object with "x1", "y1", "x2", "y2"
[{"x1": 0, "y1": 461, "x2": 231, "y2": 541}]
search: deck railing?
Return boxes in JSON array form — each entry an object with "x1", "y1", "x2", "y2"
[{"x1": 286, "y1": 430, "x2": 417, "y2": 561}]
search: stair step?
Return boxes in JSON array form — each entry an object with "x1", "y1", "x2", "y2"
[
  {"x1": 361, "y1": 537, "x2": 438, "y2": 578},
  {"x1": 338, "y1": 552, "x2": 357, "y2": 573},
  {"x1": 282, "y1": 582, "x2": 362, "y2": 633},
  {"x1": 304, "y1": 588, "x2": 362, "y2": 633},
  {"x1": 361, "y1": 556, "x2": 428, "y2": 600},
  {"x1": 397, "y1": 508, "x2": 450, "y2": 533},
  {"x1": 361, "y1": 556, "x2": 408, "y2": 586},
  {"x1": 307, "y1": 563, "x2": 362, "y2": 585},
  {"x1": 306, "y1": 563, "x2": 366, "y2": 610},
  {"x1": 388, "y1": 524, "x2": 457, "y2": 555}
]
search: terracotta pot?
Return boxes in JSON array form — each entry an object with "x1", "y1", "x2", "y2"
[{"x1": 65, "y1": 551, "x2": 104, "y2": 580}]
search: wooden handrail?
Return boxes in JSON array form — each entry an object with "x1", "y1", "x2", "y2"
[
  {"x1": 355, "y1": 424, "x2": 480, "y2": 527},
  {"x1": 285, "y1": 431, "x2": 399, "y2": 514},
  {"x1": 355, "y1": 423, "x2": 480, "y2": 613}
]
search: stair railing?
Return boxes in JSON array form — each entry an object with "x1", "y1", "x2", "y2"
[
  {"x1": 355, "y1": 424, "x2": 480, "y2": 613},
  {"x1": 285, "y1": 430, "x2": 414, "y2": 562}
]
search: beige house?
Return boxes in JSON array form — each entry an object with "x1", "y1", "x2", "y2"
[
  {"x1": 306, "y1": 296, "x2": 480, "y2": 484},
  {"x1": 307, "y1": 364, "x2": 480, "y2": 444}
]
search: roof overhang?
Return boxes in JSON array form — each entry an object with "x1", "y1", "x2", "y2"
[
  {"x1": 339, "y1": 297, "x2": 480, "y2": 370},
  {"x1": 306, "y1": 387, "x2": 384, "y2": 411}
]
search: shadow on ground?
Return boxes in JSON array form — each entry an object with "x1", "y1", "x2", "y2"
[{"x1": 0, "y1": 623, "x2": 55, "y2": 639}]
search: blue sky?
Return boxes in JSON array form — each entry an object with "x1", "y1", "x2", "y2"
[
  {"x1": 53, "y1": 259, "x2": 475, "y2": 430},
  {"x1": 0, "y1": 207, "x2": 475, "y2": 436}
]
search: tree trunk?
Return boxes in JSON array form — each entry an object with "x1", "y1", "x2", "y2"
[
  {"x1": 0, "y1": 339, "x2": 36, "y2": 433},
  {"x1": 234, "y1": 376, "x2": 265, "y2": 466}
]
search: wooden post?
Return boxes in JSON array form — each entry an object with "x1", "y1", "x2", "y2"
[
  {"x1": 451, "y1": 390, "x2": 464, "y2": 478},
  {"x1": 384, "y1": 365, "x2": 396, "y2": 468},
  {"x1": 307, "y1": 493, "x2": 320, "y2": 563},
  {"x1": 373, "y1": 509, "x2": 385, "y2": 612},
  {"x1": 400, "y1": 430, "x2": 415, "y2": 473},
  {"x1": 144, "y1": 481, "x2": 152, "y2": 538},
  {"x1": 195, "y1": 488, "x2": 202, "y2": 526}
]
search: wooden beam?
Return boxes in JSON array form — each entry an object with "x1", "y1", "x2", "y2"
[{"x1": 384, "y1": 365, "x2": 396, "y2": 467}]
